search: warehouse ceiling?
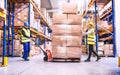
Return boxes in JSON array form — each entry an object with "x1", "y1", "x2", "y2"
[{"x1": 41, "y1": 0, "x2": 111, "y2": 17}]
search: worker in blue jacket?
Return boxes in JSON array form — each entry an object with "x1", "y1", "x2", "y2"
[{"x1": 21, "y1": 22, "x2": 30, "y2": 61}]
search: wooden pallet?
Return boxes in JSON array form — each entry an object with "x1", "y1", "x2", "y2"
[{"x1": 52, "y1": 58, "x2": 81, "y2": 62}]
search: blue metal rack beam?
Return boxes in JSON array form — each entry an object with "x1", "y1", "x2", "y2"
[
  {"x1": 44, "y1": 24, "x2": 46, "y2": 49},
  {"x1": 28, "y1": 2, "x2": 30, "y2": 29},
  {"x1": 7, "y1": 2, "x2": 11, "y2": 56},
  {"x1": 2, "y1": 0, "x2": 8, "y2": 67},
  {"x1": 112, "y1": 0, "x2": 116, "y2": 57},
  {"x1": 11, "y1": 3, "x2": 15, "y2": 57},
  {"x1": 94, "y1": 0, "x2": 98, "y2": 52}
]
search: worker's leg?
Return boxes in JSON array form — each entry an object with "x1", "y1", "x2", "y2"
[
  {"x1": 23, "y1": 42, "x2": 28, "y2": 60},
  {"x1": 91, "y1": 46, "x2": 101, "y2": 61},
  {"x1": 85, "y1": 44, "x2": 92, "y2": 62},
  {"x1": 27, "y1": 42, "x2": 30, "y2": 57},
  {"x1": 87, "y1": 44, "x2": 92, "y2": 60},
  {"x1": 91, "y1": 46, "x2": 99, "y2": 57},
  {"x1": 24, "y1": 42, "x2": 29, "y2": 61}
]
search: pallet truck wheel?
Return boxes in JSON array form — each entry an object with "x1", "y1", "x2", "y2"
[{"x1": 43, "y1": 56, "x2": 48, "y2": 61}]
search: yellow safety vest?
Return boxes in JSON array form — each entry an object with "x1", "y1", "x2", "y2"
[
  {"x1": 87, "y1": 28, "x2": 95, "y2": 45},
  {"x1": 21, "y1": 28, "x2": 30, "y2": 43}
]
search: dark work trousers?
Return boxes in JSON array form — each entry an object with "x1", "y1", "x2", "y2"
[
  {"x1": 23, "y1": 42, "x2": 30, "y2": 60},
  {"x1": 87, "y1": 44, "x2": 99, "y2": 60}
]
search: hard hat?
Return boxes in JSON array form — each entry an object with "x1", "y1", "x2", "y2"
[
  {"x1": 87, "y1": 22, "x2": 94, "y2": 27},
  {"x1": 24, "y1": 22, "x2": 29, "y2": 26}
]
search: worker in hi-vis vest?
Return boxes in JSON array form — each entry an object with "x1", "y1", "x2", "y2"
[
  {"x1": 21, "y1": 22, "x2": 30, "y2": 61},
  {"x1": 82, "y1": 22, "x2": 101, "y2": 62}
]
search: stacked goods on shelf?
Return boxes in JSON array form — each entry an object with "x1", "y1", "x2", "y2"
[
  {"x1": 98, "y1": 42, "x2": 104, "y2": 56},
  {"x1": 52, "y1": 3, "x2": 82, "y2": 60},
  {"x1": 81, "y1": 45, "x2": 87, "y2": 54},
  {"x1": 62, "y1": 3, "x2": 78, "y2": 14},
  {"x1": 0, "y1": 30, "x2": 3, "y2": 56},
  {"x1": 0, "y1": 0, "x2": 5, "y2": 21},
  {"x1": 104, "y1": 44, "x2": 113, "y2": 56},
  {"x1": 14, "y1": 4, "x2": 28, "y2": 26},
  {"x1": 13, "y1": 40, "x2": 23, "y2": 56},
  {"x1": 30, "y1": 40, "x2": 41, "y2": 56},
  {"x1": 98, "y1": 21, "x2": 109, "y2": 31}
]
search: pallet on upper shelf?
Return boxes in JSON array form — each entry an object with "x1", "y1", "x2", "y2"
[
  {"x1": 82, "y1": 0, "x2": 95, "y2": 17},
  {"x1": 9, "y1": 0, "x2": 51, "y2": 30},
  {"x1": 100, "y1": 7, "x2": 112, "y2": 19},
  {"x1": 30, "y1": 0, "x2": 51, "y2": 29},
  {"x1": 98, "y1": 25, "x2": 112, "y2": 36}
]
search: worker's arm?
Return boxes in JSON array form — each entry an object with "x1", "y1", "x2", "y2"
[
  {"x1": 21, "y1": 29, "x2": 30, "y2": 38},
  {"x1": 82, "y1": 29, "x2": 93, "y2": 35}
]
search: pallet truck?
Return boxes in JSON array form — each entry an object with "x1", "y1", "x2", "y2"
[{"x1": 31, "y1": 39, "x2": 52, "y2": 61}]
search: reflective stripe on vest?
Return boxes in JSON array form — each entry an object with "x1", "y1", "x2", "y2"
[
  {"x1": 87, "y1": 28, "x2": 95, "y2": 45},
  {"x1": 21, "y1": 28, "x2": 30, "y2": 43}
]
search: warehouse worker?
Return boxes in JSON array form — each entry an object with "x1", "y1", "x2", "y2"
[
  {"x1": 82, "y1": 22, "x2": 101, "y2": 62},
  {"x1": 21, "y1": 22, "x2": 30, "y2": 61}
]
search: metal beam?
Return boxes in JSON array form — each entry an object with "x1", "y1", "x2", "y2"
[
  {"x1": 2, "y1": 0, "x2": 8, "y2": 67},
  {"x1": 11, "y1": 3, "x2": 15, "y2": 57},
  {"x1": 112, "y1": 0, "x2": 116, "y2": 57},
  {"x1": 7, "y1": 2, "x2": 11, "y2": 56},
  {"x1": 94, "y1": 0, "x2": 99, "y2": 52},
  {"x1": 44, "y1": 25, "x2": 46, "y2": 49}
]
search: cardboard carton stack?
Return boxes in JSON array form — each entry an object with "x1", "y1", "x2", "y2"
[
  {"x1": 104, "y1": 44, "x2": 113, "y2": 56},
  {"x1": 52, "y1": 3, "x2": 82, "y2": 59},
  {"x1": 98, "y1": 42, "x2": 104, "y2": 55}
]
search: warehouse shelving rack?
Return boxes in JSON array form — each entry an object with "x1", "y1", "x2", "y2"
[
  {"x1": 1, "y1": 0, "x2": 52, "y2": 67},
  {"x1": 98, "y1": 0, "x2": 116, "y2": 57},
  {"x1": 82, "y1": 0, "x2": 116, "y2": 57}
]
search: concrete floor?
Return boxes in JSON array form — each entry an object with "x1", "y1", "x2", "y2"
[{"x1": 0, "y1": 54, "x2": 120, "y2": 75}]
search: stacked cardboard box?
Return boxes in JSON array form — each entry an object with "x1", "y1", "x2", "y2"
[
  {"x1": 98, "y1": 42, "x2": 104, "y2": 55},
  {"x1": 52, "y1": 3, "x2": 82, "y2": 59},
  {"x1": 14, "y1": 4, "x2": 28, "y2": 26},
  {"x1": 104, "y1": 44, "x2": 113, "y2": 56}
]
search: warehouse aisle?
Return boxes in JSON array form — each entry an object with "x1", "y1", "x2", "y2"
[{"x1": 0, "y1": 55, "x2": 120, "y2": 75}]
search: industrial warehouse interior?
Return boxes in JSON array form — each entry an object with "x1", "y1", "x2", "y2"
[{"x1": 0, "y1": 0, "x2": 120, "y2": 75}]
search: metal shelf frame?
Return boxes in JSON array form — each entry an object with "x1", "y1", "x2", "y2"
[
  {"x1": 1, "y1": 0, "x2": 52, "y2": 67},
  {"x1": 94, "y1": 0, "x2": 99, "y2": 52}
]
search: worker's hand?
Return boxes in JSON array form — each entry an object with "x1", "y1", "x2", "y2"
[{"x1": 82, "y1": 31, "x2": 86, "y2": 36}]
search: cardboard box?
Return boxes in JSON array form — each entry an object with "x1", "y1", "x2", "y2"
[
  {"x1": 98, "y1": 47, "x2": 104, "y2": 51},
  {"x1": 98, "y1": 21, "x2": 109, "y2": 30},
  {"x1": 67, "y1": 14, "x2": 82, "y2": 25},
  {"x1": 66, "y1": 36, "x2": 82, "y2": 47},
  {"x1": 52, "y1": 46, "x2": 67, "y2": 58},
  {"x1": 52, "y1": 46, "x2": 82, "y2": 59},
  {"x1": 52, "y1": 25, "x2": 82, "y2": 35},
  {"x1": 0, "y1": 47, "x2": 3, "y2": 56},
  {"x1": 14, "y1": 40, "x2": 21, "y2": 50},
  {"x1": 52, "y1": 13, "x2": 67, "y2": 24},
  {"x1": 62, "y1": 3, "x2": 78, "y2": 14},
  {"x1": 66, "y1": 47, "x2": 81, "y2": 58},
  {"x1": 109, "y1": 44, "x2": 113, "y2": 50},
  {"x1": 14, "y1": 13, "x2": 28, "y2": 26},
  {"x1": 104, "y1": 49, "x2": 113, "y2": 56},
  {"x1": 52, "y1": 35, "x2": 67, "y2": 46},
  {"x1": 98, "y1": 42, "x2": 104, "y2": 47}
]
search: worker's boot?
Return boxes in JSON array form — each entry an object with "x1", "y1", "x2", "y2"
[
  {"x1": 96, "y1": 57, "x2": 101, "y2": 61},
  {"x1": 24, "y1": 59, "x2": 29, "y2": 61},
  {"x1": 84, "y1": 59, "x2": 90, "y2": 62}
]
